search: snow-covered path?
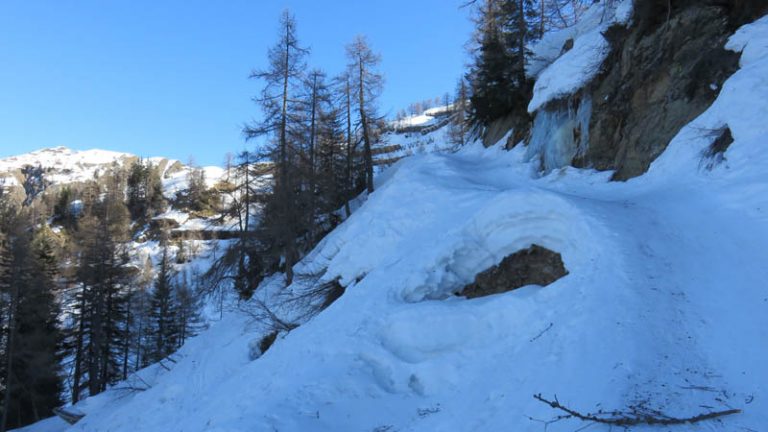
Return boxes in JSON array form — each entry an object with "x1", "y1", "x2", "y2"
[{"x1": 579, "y1": 189, "x2": 766, "y2": 426}]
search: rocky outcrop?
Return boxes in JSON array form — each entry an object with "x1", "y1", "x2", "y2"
[
  {"x1": 577, "y1": 4, "x2": 736, "y2": 179},
  {"x1": 522, "y1": 1, "x2": 768, "y2": 180},
  {"x1": 460, "y1": 245, "x2": 567, "y2": 299},
  {"x1": 482, "y1": 112, "x2": 531, "y2": 148},
  {"x1": 573, "y1": 0, "x2": 766, "y2": 180}
]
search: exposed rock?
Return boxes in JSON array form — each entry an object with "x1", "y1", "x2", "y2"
[
  {"x1": 560, "y1": 38, "x2": 575, "y2": 55},
  {"x1": 150, "y1": 217, "x2": 182, "y2": 231},
  {"x1": 321, "y1": 278, "x2": 346, "y2": 309},
  {"x1": 249, "y1": 331, "x2": 279, "y2": 360},
  {"x1": 575, "y1": 2, "x2": 741, "y2": 180},
  {"x1": 460, "y1": 245, "x2": 568, "y2": 299},
  {"x1": 162, "y1": 160, "x2": 185, "y2": 178},
  {"x1": 482, "y1": 112, "x2": 531, "y2": 148}
]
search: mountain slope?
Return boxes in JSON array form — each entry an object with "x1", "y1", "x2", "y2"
[{"x1": 16, "y1": 8, "x2": 768, "y2": 432}]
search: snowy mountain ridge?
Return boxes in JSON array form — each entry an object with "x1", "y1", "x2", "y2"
[
  {"x1": 0, "y1": 146, "x2": 134, "y2": 188},
  {"x1": 0, "y1": 146, "x2": 226, "y2": 205}
]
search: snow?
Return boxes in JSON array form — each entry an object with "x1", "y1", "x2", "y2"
[
  {"x1": 0, "y1": 146, "x2": 130, "y2": 169},
  {"x1": 13, "y1": 417, "x2": 68, "y2": 432},
  {"x1": 0, "y1": 175, "x2": 19, "y2": 187},
  {"x1": 153, "y1": 210, "x2": 190, "y2": 225},
  {"x1": 392, "y1": 114, "x2": 435, "y2": 129},
  {"x1": 527, "y1": 0, "x2": 633, "y2": 113},
  {"x1": 0, "y1": 147, "x2": 133, "y2": 185},
  {"x1": 17, "y1": 11, "x2": 768, "y2": 432},
  {"x1": 614, "y1": 0, "x2": 634, "y2": 24},
  {"x1": 378, "y1": 123, "x2": 458, "y2": 165},
  {"x1": 378, "y1": 104, "x2": 462, "y2": 165},
  {"x1": 423, "y1": 104, "x2": 455, "y2": 117},
  {"x1": 389, "y1": 104, "x2": 454, "y2": 132},
  {"x1": 161, "y1": 166, "x2": 226, "y2": 199},
  {"x1": 528, "y1": 28, "x2": 610, "y2": 113},
  {"x1": 0, "y1": 146, "x2": 225, "y2": 204}
]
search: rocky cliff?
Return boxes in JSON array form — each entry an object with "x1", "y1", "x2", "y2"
[{"x1": 525, "y1": 0, "x2": 768, "y2": 180}]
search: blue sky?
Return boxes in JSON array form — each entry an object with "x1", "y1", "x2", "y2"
[{"x1": 0, "y1": 0, "x2": 473, "y2": 166}]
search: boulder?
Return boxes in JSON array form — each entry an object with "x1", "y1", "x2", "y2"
[{"x1": 460, "y1": 245, "x2": 568, "y2": 299}]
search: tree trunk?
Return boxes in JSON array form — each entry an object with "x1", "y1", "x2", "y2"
[
  {"x1": 358, "y1": 57, "x2": 374, "y2": 194},
  {"x1": 0, "y1": 279, "x2": 19, "y2": 432},
  {"x1": 122, "y1": 290, "x2": 132, "y2": 380},
  {"x1": 344, "y1": 76, "x2": 353, "y2": 217},
  {"x1": 518, "y1": 0, "x2": 528, "y2": 87},
  {"x1": 72, "y1": 287, "x2": 86, "y2": 404},
  {"x1": 308, "y1": 74, "x2": 318, "y2": 242},
  {"x1": 280, "y1": 23, "x2": 296, "y2": 286}
]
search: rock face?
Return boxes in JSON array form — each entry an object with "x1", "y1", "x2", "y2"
[
  {"x1": 482, "y1": 112, "x2": 531, "y2": 148},
  {"x1": 575, "y1": 2, "x2": 741, "y2": 180},
  {"x1": 460, "y1": 245, "x2": 568, "y2": 299}
]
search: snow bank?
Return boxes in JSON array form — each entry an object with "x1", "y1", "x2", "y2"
[{"x1": 649, "y1": 14, "x2": 768, "y2": 185}]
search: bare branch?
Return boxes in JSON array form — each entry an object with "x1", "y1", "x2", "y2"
[{"x1": 533, "y1": 393, "x2": 741, "y2": 427}]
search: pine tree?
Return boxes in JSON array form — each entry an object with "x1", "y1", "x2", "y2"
[
  {"x1": 0, "y1": 244, "x2": 21, "y2": 432},
  {"x1": 467, "y1": 0, "x2": 534, "y2": 129},
  {"x1": 302, "y1": 69, "x2": 339, "y2": 242},
  {"x1": 244, "y1": 10, "x2": 309, "y2": 286},
  {"x1": 315, "y1": 98, "x2": 347, "y2": 224},
  {"x1": 71, "y1": 176, "x2": 133, "y2": 402},
  {"x1": 174, "y1": 271, "x2": 203, "y2": 349},
  {"x1": 127, "y1": 159, "x2": 166, "y2": 224},
  {"x1": 346, "y1": 36, "x2": 383, "y2": 194},
  {"x1": 0, "y1": 228, "x2": 15, "y2": 432},
  {"x1": 149, "y1": 246, "x2": 177, "y2": 362},
  {"x1": 0, "y1": 224, "x2": 64, "y2": 430},
  {"x1": 184, "y1": 166, "x2": 214, "y2": 213},
  {"x1": 335, "y1": 68, "x2": 365, "y2": 217},
  {"x1": 52, "y1": 187, "x2": 78, "y2": 230},
  {"x1": 449, "y1": 78, "x2": 472, "y2": 147}
]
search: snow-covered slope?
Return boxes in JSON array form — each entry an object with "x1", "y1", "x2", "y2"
[
  {"x1": 377, "y1": 104, "x2": 461, "y2": 166},
  {"x1": 0, "y1": 147, "x2": 134, "y2": 188},
  {"x1": 19, "y1": 12, "x2": 768, "y2": 432},
  {"x1": 0, "y1": 146, "x2": 225, "y2": 199}
]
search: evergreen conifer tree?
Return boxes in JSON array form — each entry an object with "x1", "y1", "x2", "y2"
[
  {"x1": 149, "y1": 246, "x2": 177, "y2": 362},
  {"x1": 467, "y1": 0, "x2": 535, "y2": 129}
]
